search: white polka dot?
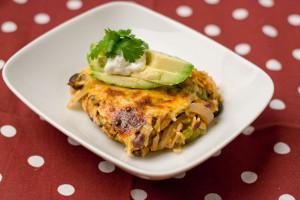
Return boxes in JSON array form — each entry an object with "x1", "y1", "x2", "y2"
[
  {"x1": 287, "y1": 14, "x2": 300, "y2": 26},
  {"x1": 57, "y1": 184, "x2": 75, "y2": 196},
  {"x1": 34, "y1": 13, "x2": 50, "y2": 25},
  {"x1": 173, "y1": 172, "x2": 186, "y2": 179},
  {"x1": 0, "y1": 173, "x2": 2, "y2": 182},
  {"x1": 176, "y1": 6, "x2": 193, "y2": 17},
  {"x1": 241, "y1": 171, "x2": 258, "y2": 184},
  {"x1": 28, "y1": 155, "x2": 45, "y2": 168},
  {"x1": 12, "y1": 0, "x2": 27, "y2": 4},
  {"x1": 242, "y1": 126, "x2": 255, "y2": 135},
  {"x1": 269, "y1": 99, "x2": 285, "y2": 110},
  {"x1": 258, "y1": 0, "x2": 274, "y2": 8},
  {"x1": 274, "y1": 142, "x2": 290, "y2": 154},
  {"x1": 232, "y1": 8, "x2": 249, "y2": 20},
  {"x1": 234, "y1": 43, "x2": 251, "y2": 55},
  {"x1": 204, "y1": 193, "x2": 222, "y2": 200},
  {"x1": 204, "y1": 0, "x2": 220, "y2": 5},
  {"x1": 0, "y1": 59, "x2": 5, "y2": 70},
  {"x1": 67, "y1": 137, "x2": 80, "y2": 146},
  {"x1": 1, "y1": 125, "x2": 17, "y2": 137},
  {"x1": 131, "y1": 189, "x2": 147, "y2": 200},
  {"x1": 1, "y1": 21, "x2": 17, "y2": 33},
  {"x1": 204, "y1": 24, "x2": 221, "y2": 37},
  {"x1": 213, "y1": 150, "x2": 222, "y2": 157},
  {"x1": 98, "y1": 161, "x2": 115, "y2": 173},
  {"x1": 266, "y1": 59, "x2": 282, "y2": 71},
  {"x1": 298, "y1": 86, "x2": 300, "y2": 94},
  {"x1": 262, "y1": 25, "x2": 278, "y2": 38},
  {"x1": 66, "y1": 0, "x2": 82, "y2": 10},
  {"x1": 292, "y1": 49, "x2": 300, "y2": 60},
  {"x1": 279, "y1": 194, "x2": 295, "y2": 200}
]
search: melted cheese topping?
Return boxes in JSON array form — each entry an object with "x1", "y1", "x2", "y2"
[
  {"x1": 69, "y1": 68, "x2": 221, "y2": 156},
  {"x1": 84, "y1": 78, "x2": 193, "y2": 135}
]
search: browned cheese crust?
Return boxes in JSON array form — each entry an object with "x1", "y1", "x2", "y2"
[{"x1": 68, "y1": 68, "x2": 222, "y2": 156}]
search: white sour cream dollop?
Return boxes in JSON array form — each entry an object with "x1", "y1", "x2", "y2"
[{"x1": 104, "y1": 53, "x2": 146, "y2": 75}]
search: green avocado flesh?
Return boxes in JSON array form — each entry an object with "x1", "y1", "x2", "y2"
[
  {"x1": 145, "y1": 51, "x2": 194, "y2": 75},
  {"x1": 88, "y1": 43, "x2": 106, "y2": 72},
  {"x1": 88, "y1": 55, "x2": 106, "y2": 72},
  {"x1": 131, "y1": 66, "x2": 187, "y2": 85},
  {"x1": 91, "y1": 71, "x2": 161, "y2": 89},
  {"x1": 88, "y1": 49, "x2": 194, "y2": 89}
]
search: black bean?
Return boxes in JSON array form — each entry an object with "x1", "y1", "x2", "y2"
[
  {"x1": 68, "y1": 73, "x2": 78, "y2": 87},
  {"x1": 73, "y1": 84, "x2": 83, "y2": 89},
  {"x1": 152, "y1": 117, "x2": 157, "y2": 126},
  {"x1": 214, "y1": 100, "x2": 223, "y2": 117},
  {"x1": 133, "y1": 133, "x2": 145, "y2": 148},
  {"x1": 68, "y1": 73, "x2": 83, "y2": 90}
]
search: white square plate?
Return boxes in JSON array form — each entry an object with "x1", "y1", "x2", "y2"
[{"x1": 2, "y1": 2, "x2": 274, "y2": 180}]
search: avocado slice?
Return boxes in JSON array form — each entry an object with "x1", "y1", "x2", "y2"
[
  {"x1": 131, "y1": 66, "x2": 187, "y2": 85},
  {"x1": 87, "y1": 43, "x2": 106, "y2": 72},
  {"x1": 88, "y1": 56, "x2": 106, "y2": 72},
  {"x1": 88, "y1": 47, "x2": 194, "y2": 89},
  {"x1": 91, "y1": 71, "x2": 161, "y2": 89},
  {"x1": 145, "y1": 51, "x2": 194, "y2": 75}
]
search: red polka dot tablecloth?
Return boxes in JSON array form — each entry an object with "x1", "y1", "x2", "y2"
[{"x1": 0, "y1": 0, "x2": 299, "y2": 199}]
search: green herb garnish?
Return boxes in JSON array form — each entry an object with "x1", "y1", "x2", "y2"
[{"x1": 89, "y1": 29, "x2": 149, "y2": 63}]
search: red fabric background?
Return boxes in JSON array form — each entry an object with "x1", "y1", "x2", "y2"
[{"x1": 0, "y1": 0, "x2": 299, "y2": 199}]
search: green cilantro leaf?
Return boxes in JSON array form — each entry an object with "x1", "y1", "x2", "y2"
[
  {"x1": 103, "y1": 29, "x2": 120, "y2": 54},
  {"x1": 116, "y1": 38, "x2": 145, "y2": 63},
  {"x1": 88, "y1": 28, "x2": 149, "y2": 63},
  {"x1": 117, "y1": 29, "x2": 131, "y2": 37},
  {"x1": 89, "y1": 42, "x2": 104, "y2": 59}
]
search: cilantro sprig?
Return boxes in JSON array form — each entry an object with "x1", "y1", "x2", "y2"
[{"x1": 89, "y1": 29, "x2": 149, "y2": 63}]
